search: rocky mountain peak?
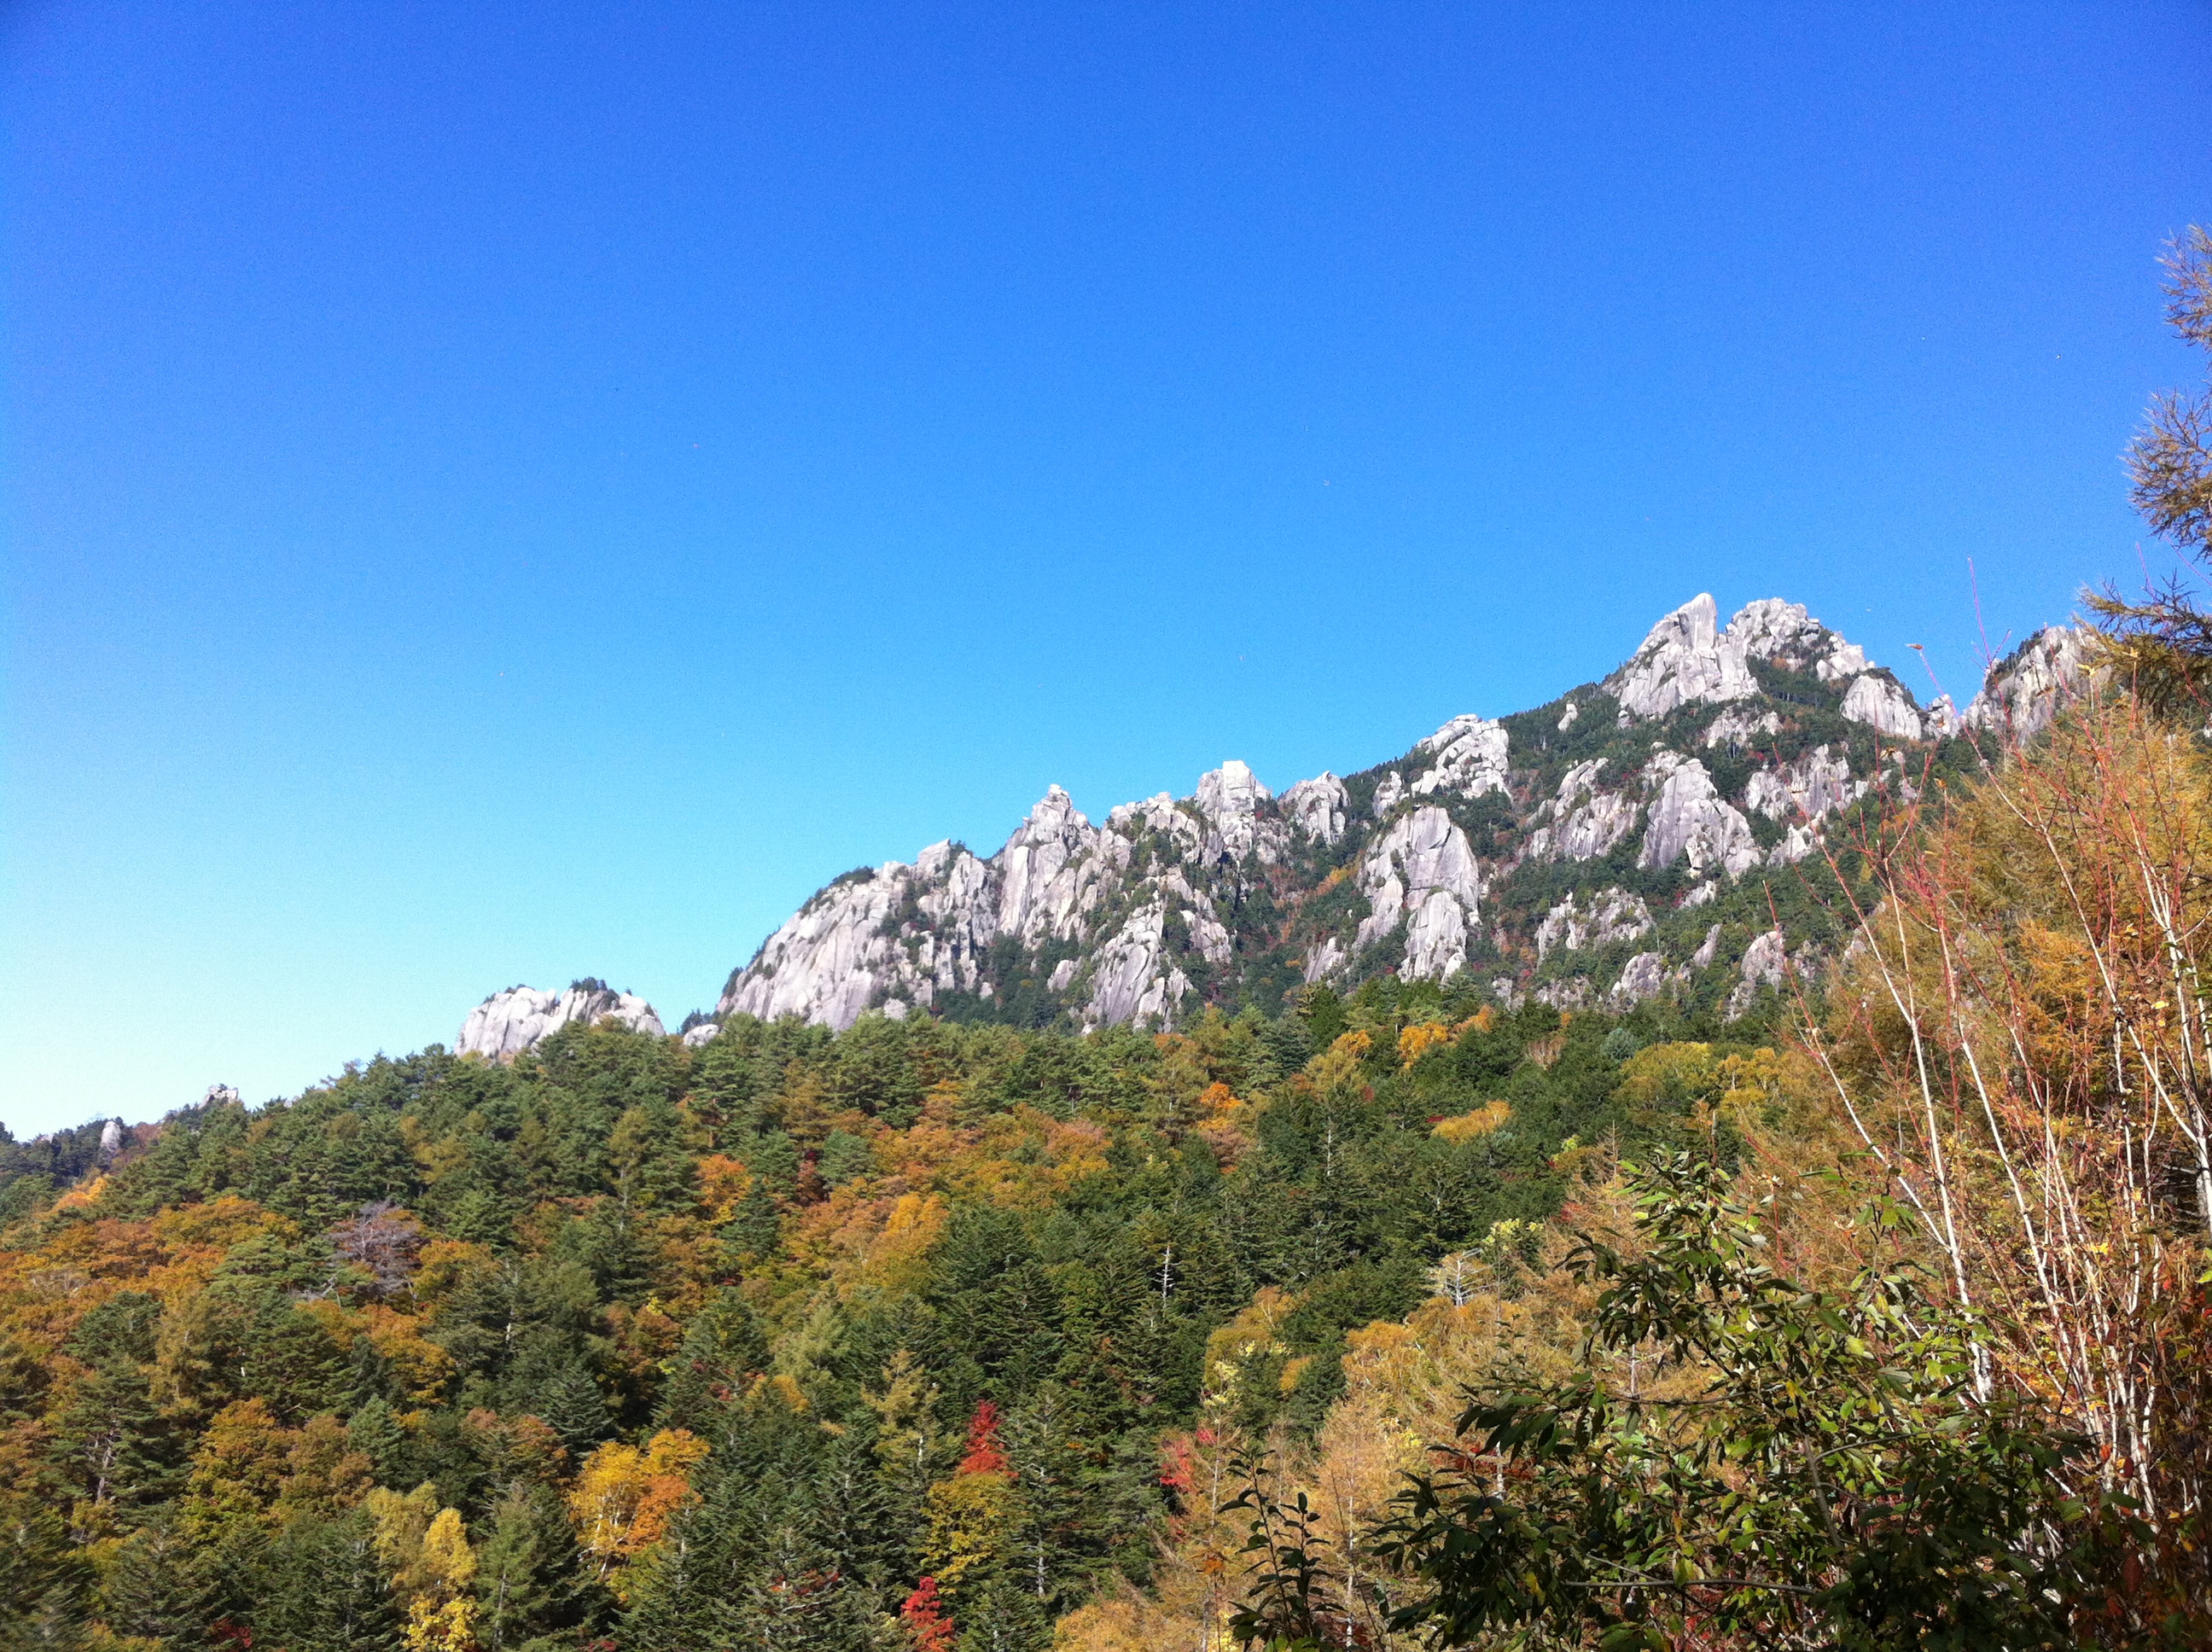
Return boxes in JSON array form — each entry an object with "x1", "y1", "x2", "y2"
[
  {"x1": 1964, "y1": 625, "x2": 2095, "y2": 740},
  {"x1": 459, "y1": 590, "x2": 2101, "y2": 1048},
  {"x1": 457, "y1": 980, "x2": 665, "y2": 1062},
  {"x1": 1726, "y1": 597, "x2": 1870, "y2": 680},
  {"x1": 1607, "y1": 594, "x2": 1758, "y2": 721}
]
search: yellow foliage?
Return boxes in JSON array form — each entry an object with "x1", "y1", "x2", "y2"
[
  {"x1": 1396, "y1": 1021, "x2": 1453, "y2": 1065},
  {"x1": 922, "y1": 1466, "x2": 1019, "y2": 1597},
  {"x1": 420, "y1": 1506, "x2": 477, "y2": 1595},
  {"x1": 181, "y1": 1398, "x2": 297, "y2": 1542},
  {"x1": 1202, "y1": 1285, "x2": 1298, "y2": 1403},
  {"x1": 1309, "y1": 1030, "x2": 1372, "y2": 1093},
  {"x1": 1432, "y1": 1101, "x2": 1512, "y2": 1143},
  {"x1": 410, "y1": 1239, "x2": 496, "y2": 1306},
  {"x1": 149, "y1": 1195, "x2": 289, "y2": 1255},
  {"x1": 859, "y1": 1191, "x2": 948, "y2": 1295},
  {"x1": 365, "y1": 1306, "x2": 457, "y2": 1403},
  {"x1": 568, "y1": 1428, "x2": 710, "y2": 1591},
  {"x1": 52, "y1": 1174, "x2": 108, "y2": 1212},
  {"x1": 403, "y1": 1597, "x2": 478, "y2": 1652},
  {"x1": 695, "y1": 1153, "x2": 754, "y2": 1223},
  {"x1": 366, "y1": 1482, "x2": 440, "y2": 1595}
]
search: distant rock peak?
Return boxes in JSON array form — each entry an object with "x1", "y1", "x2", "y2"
[
  {"x1": 1963, "y1": 625, "x2": 2095, "y2": 741},
  {"x1": 673, "y1": 590, "x2": 2081, "y2": 1038},
  {"x1": 1608, "y1": 594, "x2": 1928, "y2": 738},
  {"x1": 457, "y1": 982, "x2": 664, "y2": 1062},
  {"x1": 1607, "y1": 594, "x2": 1758, "y2": 721}
]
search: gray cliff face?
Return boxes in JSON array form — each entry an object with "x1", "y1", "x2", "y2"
[
  {"x1": 1279, "y1": 772, "x2": 1348, "y2": 844},
  {"x1": 1356, "y1": 805, "x2": 1483, "y2": 981},
  {"x1": 1639, "y1": 753, "x2": 1761, "y2": 879},
  {"x1": 1607, "y1": 594, "x2": 1757, "y2": 721},
  {"x1": 457, "y1": 981, "x2": 665, "y2": 1061},
  {"x1": 1535, "y1": 888, "x2": 1654, "y2": 960},
  {"x1": 701, "y1": 592, "x2": 2067, "y2": 1033},
  {"x1": 1963, "y1": 625, "x2": 2095, "y2": 741}
]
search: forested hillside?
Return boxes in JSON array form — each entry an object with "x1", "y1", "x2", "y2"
[{"x1": 0, "y1": 974, "x2": 1782, "y2": 1649}]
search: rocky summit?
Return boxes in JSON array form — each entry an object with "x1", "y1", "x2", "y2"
[
  {"x1": 449, "y1": 596, "x2": 2089, "y2": 1060},
  {"x1": 457, "y1": 980, "x2": 665, "y2": 1061},
  {"x1": 672, "y1": 596, "x2": 2090, "y2": 1043}
]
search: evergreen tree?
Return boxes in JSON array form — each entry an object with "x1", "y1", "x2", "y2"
[
  {"x1": 475, "y1": 1483, "x2": 609, "y2": 1651},
  {"x1": 530, "y1": 1360, "x2": 614, "y2": 1457},
  {"x1": 49, "y1": 1358, "x2": 179, "y2": 1521},
  {"x1": 347, "y1": 1393, "x2": 409, "y2": 1485},
  {"x1": 102, "y1": 1504, "x2": 221, "y2": 1645},
  {"x1": 253, "y1": 1509, "x2": 405, "y2": 1652},
  {"x1": 655, "y1": 1287, "x2": 771, "y2": 1434}
]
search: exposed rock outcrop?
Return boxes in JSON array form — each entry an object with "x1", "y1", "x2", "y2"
[
  {"x1": 1744, "y1": 744, "x2": 1861, "y2": 822},
  {"x1": 458, "y1": 981, "x2": 665, "y2": 1062},
  {"x1": 1840, "y1": 672, "x2": 1925, "y2": 739},
  {"x1": 1409, "y1": 716, "x2": 1510, "y2": 799},
  {"x1": 1726, "y1": 930, "x2": 1790, "y2": 1020},
  {"x1": 1525, "y1": 760, "x2": 1641, "y2": 863},
  {"x1": 1639, "y1": 754, "x2": 1761, "y2": 879},
  {"x1": 696, "y1": 590, "x2": 2051, "y2": 1037},
  {"x1": 1727, "y1": 597, "x2": 1870, "y2": 681},
  {"x1": 1356, "y1": 806, "x2": 1482, "y2": 981},
  {"x1": 1280, "y1": 772, "x2": 1349, "y2": 844},
  {"x1": 1534, "y1": 887, "x2": 1655, "y2": 959},
  {"x1": 1608, "y1": 595, "x2": 1756, "y2": 722},
  {"x1": 1610, "y1": 951, "x2": 1673, "y2": 1008},
  {"x1": 1964, "y1": 625, "x2": 2093, "y2": 741}
]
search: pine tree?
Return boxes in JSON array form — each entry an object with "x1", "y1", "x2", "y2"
[
  {"x1": 654, "y1": 1288, "x2": 770, "y2": 1434},
  {"x1": 102, "y1": 1504, "x2": 221, "y2": 1644},
  {"x1": 530, "y1": 1360, "x2": 614, "y2": 1457},
  {"x1": 253, "y1": 1509, "x2": 405, "y2": 1652},
  {"x1": 474, "y1": 1482, "x2": 610, "y2": 1650},
  {"x1": 347, "y1": 1393, "x2": 409, "y2": 1485},
  {"x1": 49, "y1": 1359, "x2": 178, "y2": 1523}
]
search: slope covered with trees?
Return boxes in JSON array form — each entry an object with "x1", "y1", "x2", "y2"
[{"x1": 0, "y1": 969, "x2": 1787, "y2": 1649}]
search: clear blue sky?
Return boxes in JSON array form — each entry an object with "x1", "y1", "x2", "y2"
[{"x1": 4, "y1": 2, "x2": 2206, "y2": 1134}]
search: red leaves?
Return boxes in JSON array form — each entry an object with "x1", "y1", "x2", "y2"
[
  {"x1": 955, "y1": 1399, "x2": 1009, "y2": 1476},
  {"x1": 900, "y1": 1574, "x2": 955, "y2": 1651}
]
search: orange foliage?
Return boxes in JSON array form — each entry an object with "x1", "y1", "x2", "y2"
[
  {"x1": 568, "y1": 1428, "x2": 711, "y2": 1589},
  {"x1": 1431, "y1": 1101, "x2": 1512, "y2": 1143},
  {"x1": 1396, "y1": 1021, "x2": 1453, "y2": 1065},
  {"x1": 694, "y1": 1153, "x2": 753, "y2": 1223}
]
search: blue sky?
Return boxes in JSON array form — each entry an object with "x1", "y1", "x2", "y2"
[{"x1": 3, "y1": 2, "x2": 2207, "y2": 1134}]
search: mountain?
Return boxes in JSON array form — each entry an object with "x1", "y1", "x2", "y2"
[
  {"x1": 668, "y1": 595, "x2": 2087, "y2": 1047},
  {"x1": 457, "y1": 980, "x2": 666, "y2": 1060}
]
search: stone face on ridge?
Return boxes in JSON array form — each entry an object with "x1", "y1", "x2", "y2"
[
  {"x1": 1356, "y1": 806, "x2": 1483, "y2": 980},
  {"x1": 1744, "y1": 744, "x2": 1861, "y2": 823},
  {"x1": 1639, "y1": 754, "x2": 1761, "y2": 878},
  {"x1": 1409, "y1": 716, "x2": 1511, "y2": 799},
  {"x1": 1963, "y1": 626, "x2": 2094, "y2": 741},
  {"x1": 1839, "y1": 673, "x2": 1925, "y2": 739},
  {"x1": 1194, "y1": 760, "x2": 1286, "y2": 864},
  {"x1": 1728, "y1": 597, "x2": 1870, "y2": 680},
  {"x1": 1727, "y1": 929, "x2": 1791, "y2": 1020},
  {"x1": 458, "y1": 982, "x2": 665, "y2": 1062},
  {"x1": 1279, "y1": 772, "x2": 1349, "y2": 844},
  {"x1": 698, "y1": 590, "x2": 2033, "y2": 1036},
  {"x1": 1525, "y1": 760, "x2": 1641, "y2": 863},
  {"x1": 1607, "y1": 595, "x2": 1756, "y2": 721},
  {"x1": 1534, "y1": 887, "x2": 1655, "y2": 960}
]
